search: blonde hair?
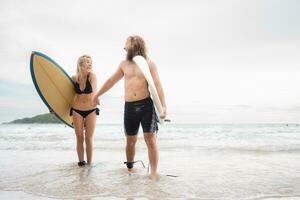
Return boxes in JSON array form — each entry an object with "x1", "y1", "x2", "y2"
[
  {"x1": 126, "y1": 35, "x2": 148, "y2": 61},
  {"x1": 76, "y1": 55, "x2": 92, "y2": 82}
]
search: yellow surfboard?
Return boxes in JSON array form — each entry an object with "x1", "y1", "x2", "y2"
[{"x1": 30, "y1": 51, "x2": 75, "y2": 128}]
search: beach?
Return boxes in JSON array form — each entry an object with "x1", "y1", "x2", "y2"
[{"x1": 0, "y1": 123, "x2": 300, "y2": 199}]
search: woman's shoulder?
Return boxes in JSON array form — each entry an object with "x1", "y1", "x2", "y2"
[
  {"x1": 88, "y1": 72, "x2": 97, "y2": 80},
  {"x1": 71, "y1": 75, "x2": 77, "y2": 82}
]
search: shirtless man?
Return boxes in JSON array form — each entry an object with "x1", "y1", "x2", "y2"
[{"x1": 93, "y1": 35, "x2": 167, "y2": 180}]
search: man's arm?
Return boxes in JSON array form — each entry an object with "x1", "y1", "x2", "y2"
[
  {"x1": 94, "y1": 62, "x2": 124, "y2": 100},
  {"x1": 148, "y1": 60, "x2": 167, "y2": 118}
]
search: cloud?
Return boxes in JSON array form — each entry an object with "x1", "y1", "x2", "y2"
[{"x1": 1, "y1": 0, "x2": 300, "y2": 123}]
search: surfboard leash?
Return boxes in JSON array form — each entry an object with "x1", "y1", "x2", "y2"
[{"x1": 123, "y1": 160, "x2": 179, "y2": 178}]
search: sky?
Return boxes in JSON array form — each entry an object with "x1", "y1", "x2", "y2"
[{"x1": 0, "y1": 0, "x2": 300, "y2": 123}]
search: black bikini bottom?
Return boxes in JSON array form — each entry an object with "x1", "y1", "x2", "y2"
[{"x1": 70, "y1": 107, "x2": 99, "y2": 118}]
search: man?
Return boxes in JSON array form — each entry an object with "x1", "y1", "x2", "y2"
[{"x1": 93, "y1": 35, "x2": 167, "y2": 180}]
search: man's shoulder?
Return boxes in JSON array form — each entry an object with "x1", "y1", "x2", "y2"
[
  {"x1": 119, "y1": 60, "x2": 129, "y2": 68},
  {"x1": 146, "y1": 59, "x2": 157, "y2": 69},
  {"x1": 147, "y1": 59, "x2": 154, "y2": 64}
]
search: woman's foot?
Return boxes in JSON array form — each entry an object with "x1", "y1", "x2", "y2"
[{"x1": 78, "y1": 160, "x2": 86, "y2": 167}]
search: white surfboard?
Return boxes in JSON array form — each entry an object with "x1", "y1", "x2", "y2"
[{"x1": 133, "y1": 56, "x2": 164, "y2": 124}]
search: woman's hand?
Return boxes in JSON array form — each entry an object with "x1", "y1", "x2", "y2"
[{"x1": 93, "y1": 96, "x2": 100, "y2": 107}]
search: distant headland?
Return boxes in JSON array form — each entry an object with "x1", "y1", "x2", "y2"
[{"x1": 3, "y1": 113, "x2": 62, "y2": 124}]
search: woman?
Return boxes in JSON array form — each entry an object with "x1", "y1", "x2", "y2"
[{"x1": 70, "y1": 55, "x2": 99, "y2": 166}]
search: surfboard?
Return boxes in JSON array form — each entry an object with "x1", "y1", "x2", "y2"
[
  {"x1": 133, "y1": 56, "x2": 165, "y2": 124},
  {"x1": 30, "y1": 51, "x2": 75, "y2": 128}
]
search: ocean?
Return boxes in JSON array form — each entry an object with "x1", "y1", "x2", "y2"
[{"x1": 0, "y1": 123, "x2": 300, "y2": 199}]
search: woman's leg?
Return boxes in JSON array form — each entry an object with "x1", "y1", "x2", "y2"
[
  {"x1": 72, "y1": 111, "x2": 85, "y2": 162},
  {"x1": 84, "y1": 111, "x2": 97, "y2": 165}
]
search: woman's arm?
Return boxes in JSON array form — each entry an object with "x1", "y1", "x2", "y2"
[
  {"x1": 89, "y1": 72, "x2": 97, "y2": 97},
  {"x1": 71, "y1": 75, "x2": 77, "y2": 106},
  {"x1": 148, "y1": 60, "x2": 167, "y2": 118}
]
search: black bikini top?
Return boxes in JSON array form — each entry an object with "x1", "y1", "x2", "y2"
[{"x1": 73, "y1": 76, "x2": 92, "y2": 94}]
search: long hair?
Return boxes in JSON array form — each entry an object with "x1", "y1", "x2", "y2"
[
  {"x1": 76, "y1": 55, "x2": 92, "y2": 82},
  {"x1": 126, "y1": 35, "x2": 148, "y2": 61}
]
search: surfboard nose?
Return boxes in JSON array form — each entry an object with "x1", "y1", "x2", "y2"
[
  {"x1": 31, "y1": 51, "x2": 38, "y2": 56},
  {"x1": 30, "y1": 51, "x2": 39, "y2": 62},
  {"x1": 31, "y1": 51, "x2": 47, "y2": 57}
]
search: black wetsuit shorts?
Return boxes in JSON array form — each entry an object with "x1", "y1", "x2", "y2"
[{"x1": 124, "y1": 97, "x2": 158, "y2": 135}]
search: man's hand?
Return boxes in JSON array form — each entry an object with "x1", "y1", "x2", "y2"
[{"x1": 160, "y1": 106, "x2": 167, "y2": 119}]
